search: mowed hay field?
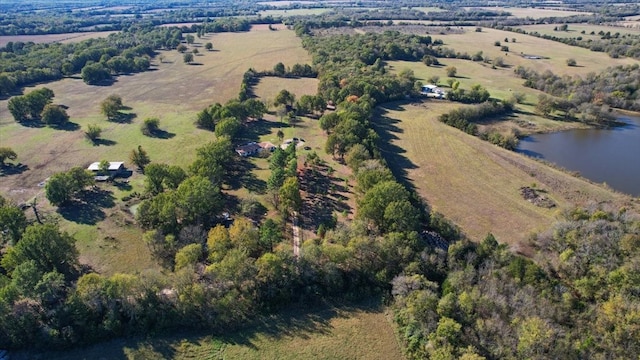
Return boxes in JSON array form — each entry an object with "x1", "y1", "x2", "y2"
[
  {"x1": 374, "y1": 102, "x2": 631, "y2": 248},
  {"x1": 435, "y1": 27, "x2": 638, "y2": 76},
  {"x1": 31, "y1": 301, "x2": 404, "y2": 360},
  {"x1": 0, "y1": 25, "x2": 311, "y2": 274}
]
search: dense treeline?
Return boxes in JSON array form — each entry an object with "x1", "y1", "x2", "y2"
[
  {"x1": 299, "y1": 29, "x2": 432, "y2": 104},
  {"x1": 515, "y1": 63, "x2": 640, "y2": 113},
  {"x1": 439, "y1": 99, "x2": 513, "y2": 136},
  {"x1": 393, "y1": 207, "x2": 640, "y2": 359}
]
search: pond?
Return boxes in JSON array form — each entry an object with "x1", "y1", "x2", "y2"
[{"x1": 517, "y1": 114, "x2": 640, "y2": 197}]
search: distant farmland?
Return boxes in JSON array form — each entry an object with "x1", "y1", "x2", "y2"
[{"x1": 0, "y1": 31, "x2": 117, "y2": 47}]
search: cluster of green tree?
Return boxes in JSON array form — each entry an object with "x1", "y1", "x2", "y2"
[
  {"x1": 0, "y1": 26, "x2": 180, "y2": 95},
  {"x1": 343, "y1": 7, "x2": 512, "y2": 22},
  {"x1": 194, "y1": 98, "x2": 266, "y2": 138},
  {"x1": 44, "y1": 167, "x2": 95, "y2": 207},
  {"x1": 393, "y1": 207, "x2": 640, "y2": 359},
  {"x1": 300, "y1": 30, "x2": 431, "y2": 104},
  {"x1": 266, "y1": 144, "x2": 301, "y2": 216},
  {"x1": 7, "y1": 87, "x2": 71, "y2": 127},
  {"x1": 320, "y1": 97, "x2": 379, "y2": 159},
  {"x1": 445, "y1": 83, "x2": 491, "y2": 104},
  {"x1": 515, "y1": 63, "x2": 640, "y2": 115},
  {"x1": 439, "y1": 99, "x2": 513, "y2": 135}
]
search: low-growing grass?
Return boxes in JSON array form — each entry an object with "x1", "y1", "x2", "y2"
[
  {"x1": 24, "y1": 299, "x2": 404, "y2": 360},
  {"x1": 0, "y1": 26, "x2": 312, "y2": 274},
  {"x1": 515, "y1": 23, "x2": 640, "y2": 39},
  {"x1": 436, "y1": 27, "x2": 638, "y2": 77},
  {"x1": 252, "y1": 77, "x2": 319, "y2": 106},
  {"x1": 373, "y1": 101, "x2": 630, "y2": 248}
]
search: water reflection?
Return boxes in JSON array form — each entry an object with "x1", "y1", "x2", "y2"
[{"x1": 517, "y1": 114, "x2": 640, "y2": 197}]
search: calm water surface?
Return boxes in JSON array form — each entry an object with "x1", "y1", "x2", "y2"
[{"x1": 517, "y1": 114, "x2": 640, "y2": 197}]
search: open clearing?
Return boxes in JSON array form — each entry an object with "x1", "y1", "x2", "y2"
[
  {"x1": 435, "y1": 27, "x2": 638, "y2": 77},
  {"x1": 27, "y1": 300, "x2": 403, "y2": 360},
  {"x1": 373, "y1": 102, "x2": 633, "y2": 249},
  {"x1": 252, "y1": 77, "x2": 318, "y2": 105},
  {"x1": 0, "y1": 31, "x2": 117, "y2": 47},
  {"x1": 0, "y1": 26, "x2": 311, "y2": 274}
]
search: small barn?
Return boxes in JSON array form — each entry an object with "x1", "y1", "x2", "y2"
[{"x1": 87, "y1": 161, "x2": 126, "y2": 178}]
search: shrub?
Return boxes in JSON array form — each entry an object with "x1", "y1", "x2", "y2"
[{"x1": 141, "y1": 117, "x2": 160, "y2": 136}]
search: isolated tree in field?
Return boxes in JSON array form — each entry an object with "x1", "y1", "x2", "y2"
[
  {"x1": 192, "y1": 48, "x2": 199, "y2": 56},
  {"x1": 274, "y1": 89, "x2": 295, "y2": 107},
  {"x1": 185, "y1": 34, "x2": 195, "y2": 44},
  {"x1": 566, "y1": 58, "x2": 577, "y2": 67},
  {"x1": 177, "y1": 44, "x2": 187, "y2": 53},
  {"x1": 0, "y1": 147, "x2": 17, "y2": 166},
  {"x1": 101, "y1": 94, "x2": 123, "y2": 120},
  {"x1": 493, "y1": 56, "x2": 505, "y2": 68},
  {"x1": 129, "y1": 145, "x2": 150, "y2": 172},
  {"x1": 429, "y1": 75, "x2": 440, "y2": 85},
  {"x1": 158, "y1": 54, "x2": 165, "y2": 63},
  {"x1": 141, "y1": 117, "x2": 160, "y2": 136},
  {"x1": 277, "y1": 130, "x2": 284, "y2": 143},
  {"x1": 183, "y1": 52, "x2": 194, "y2": 64},
  {"x1": 41, "y1": 104, "x2": 69, "y2": 126},
  {"x1": 85, "y1": 124, "x2": 102, "y2": 142},
  {"x1": 446, "y1": 66, "x2": 458, "y2": 77},
  {"x1": 205, "y1": 42, "x2": 213, "y2": 51}
]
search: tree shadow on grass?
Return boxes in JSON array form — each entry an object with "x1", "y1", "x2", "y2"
[
  {"x1": 241, "y1": 119, "x2": 289, "y2": 143},
  {"x1": 92, "y1": 138, "x2": 117, "y2": 146},
  {"x1": 21, "y1": 298, "x2": 383, "y2": 359},
  {"x1": 299, "y1": 165, "x2": 351, "y2": 232},
  {"x1": 372, "y1": 102, "x2": 419, "y2": 192},
  {"x1": 225, "y1": 158, "x2": 266, "y2": 193},
  {"x1": 52, "y1": 121, "x2": 80, "y2": 131},
  {"x1": 58, "y1": 187, "x2": 115, "y2": 225},
  {"x1": 144, "y1": 129, "x2": 176, "y2": 139},
  {"x1": 110, "y1": 112, "x2": 137, "y2": 124},
  {"x1": 0, "y1": 163, "x2": 29, "y2": 177}
]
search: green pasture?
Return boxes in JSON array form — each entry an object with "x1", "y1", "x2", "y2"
[
  {"x1": 373, "y1": 102, "x2": 627, "y2": 248},
  {"x1": 0, "y1": 26, "x2": 312, "y2": 274}
]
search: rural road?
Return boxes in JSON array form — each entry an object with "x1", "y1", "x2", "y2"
[{"x1": 292, "y1": 211, "x2": 301, "y2": 258}]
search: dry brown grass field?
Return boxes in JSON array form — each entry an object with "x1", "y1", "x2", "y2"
[
  {"x1": 515, "y1": 23, "x2": 640, "y2": 39},
  {"x1": 373, "y1": 102, "x2": 634, "y2": 249},
  {"x1": 0, "y1": 25, "x2": 311, "y2": 274},
  {"x1": 435, "y1": 27, "x2": 638, "y2": 77},
  {"x1": 0, "y1": 31, "x2": 117, "y2": 47}
]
